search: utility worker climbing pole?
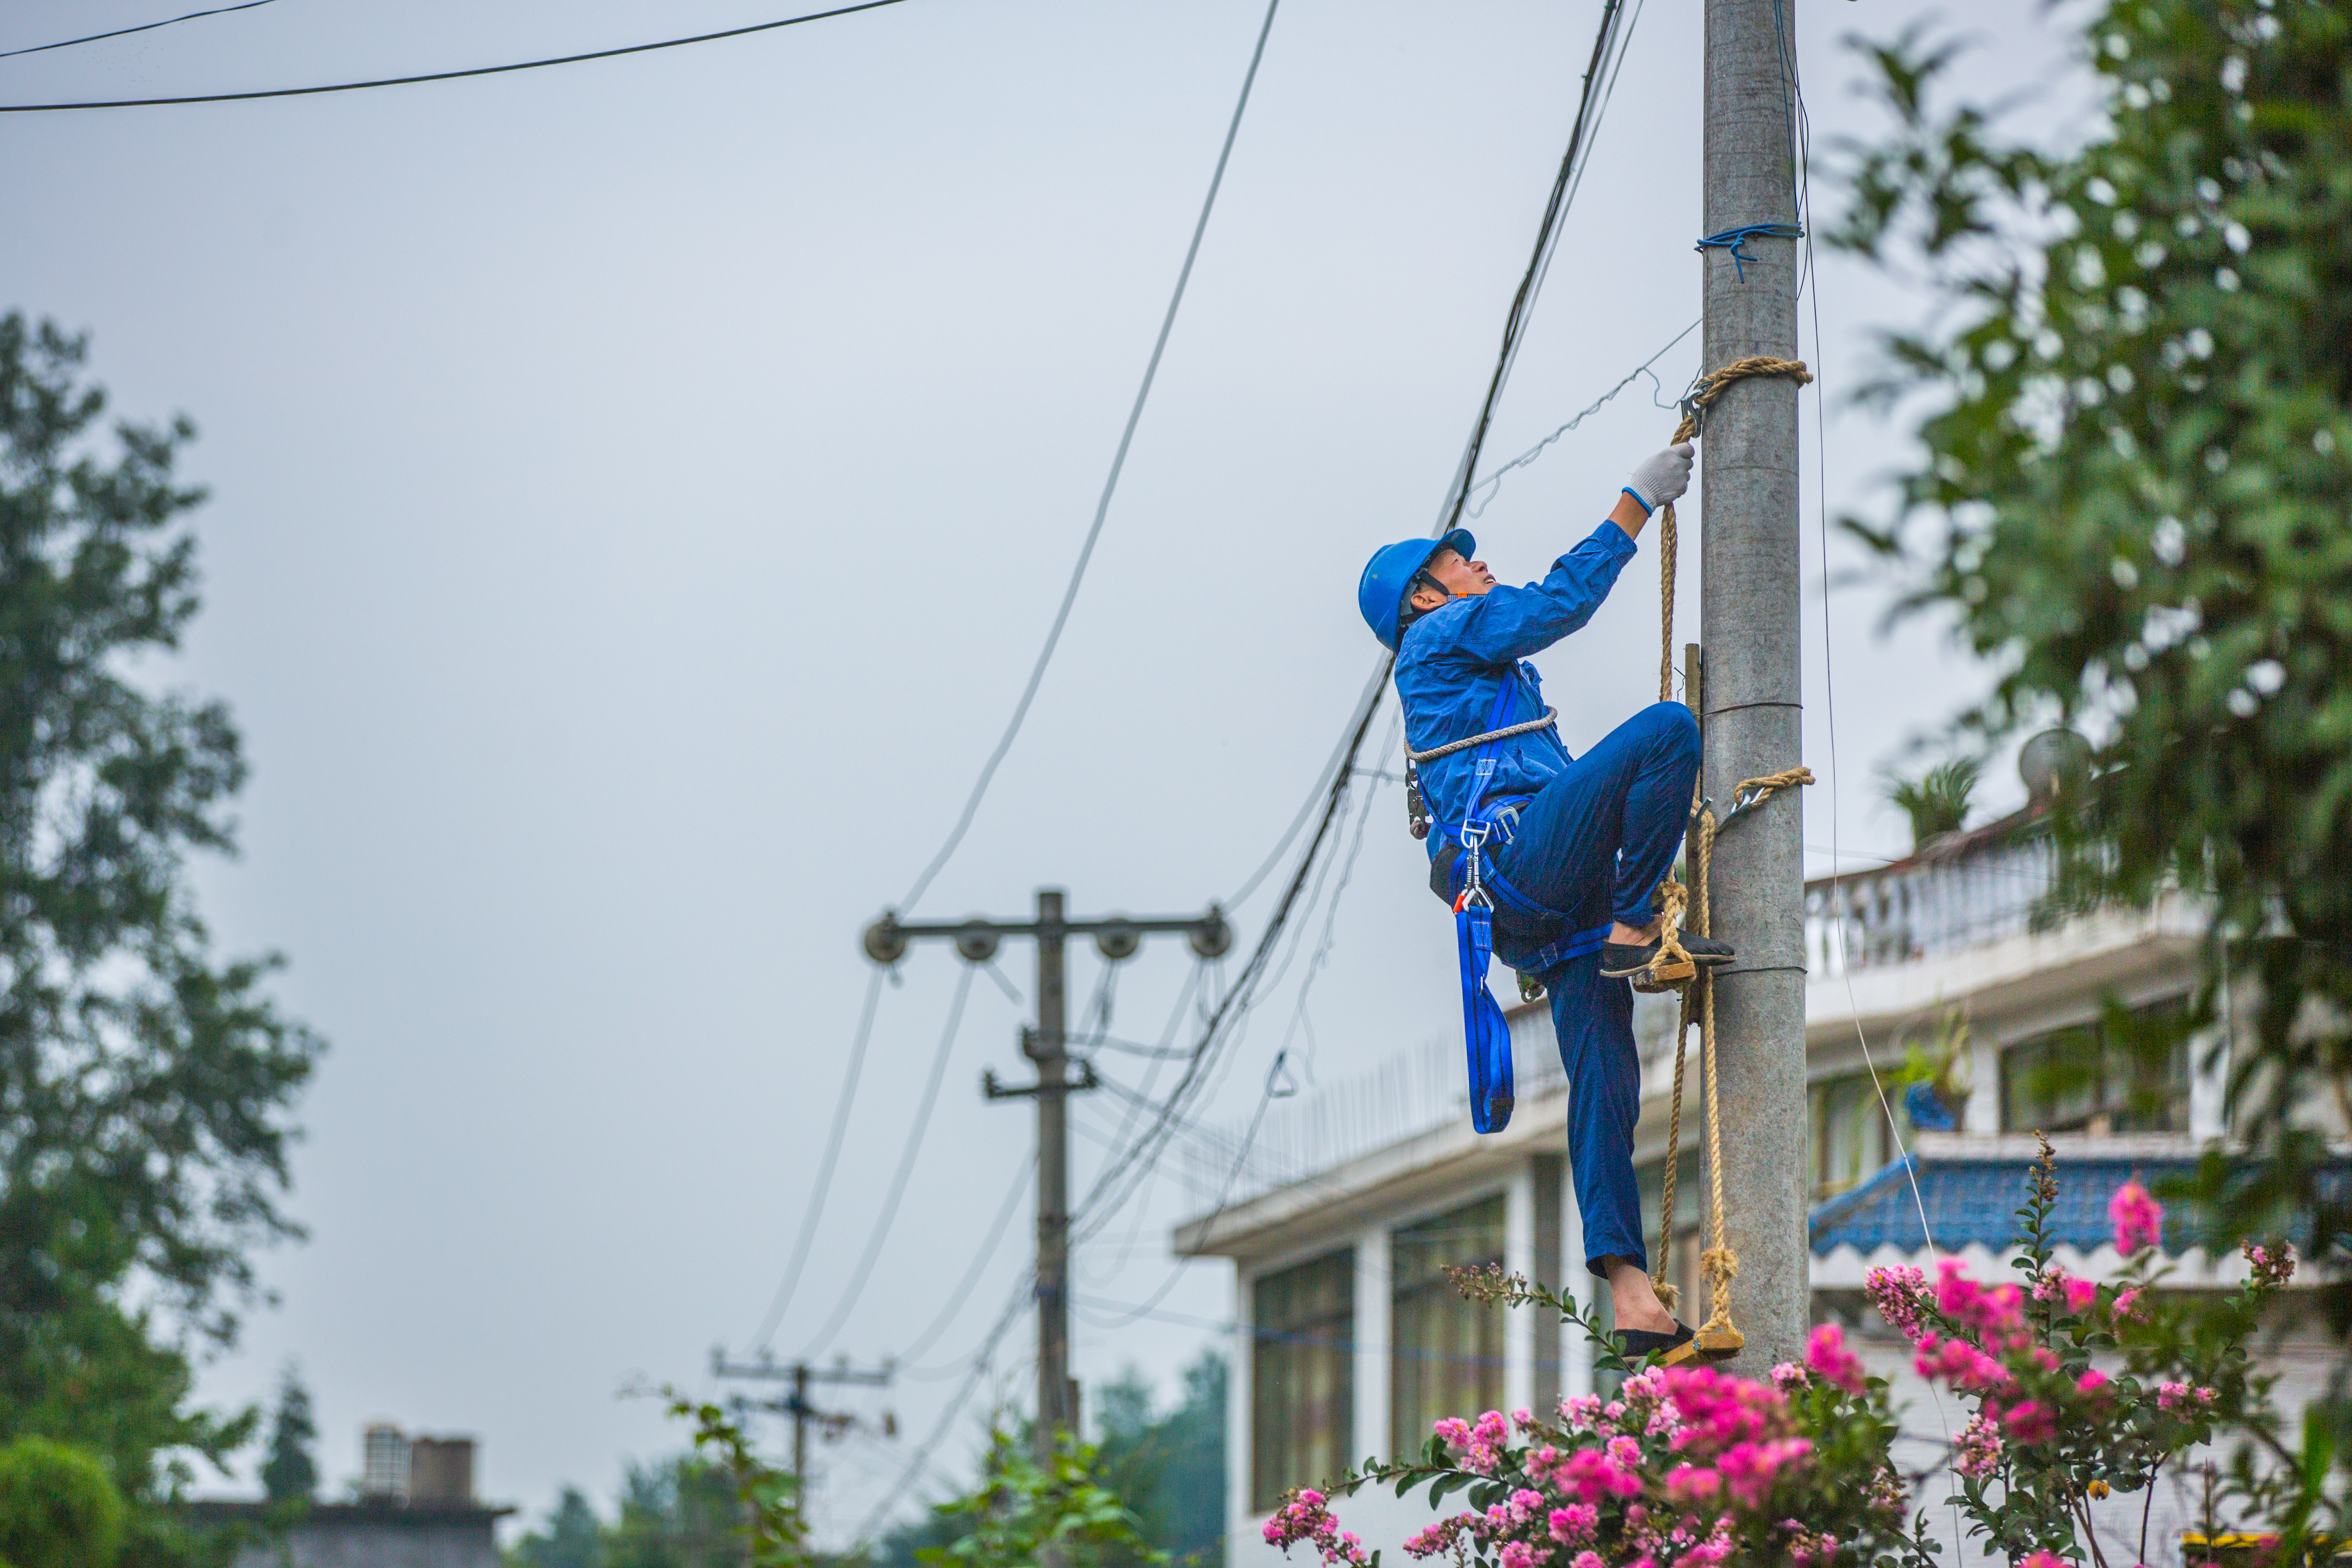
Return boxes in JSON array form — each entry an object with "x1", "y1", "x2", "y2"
[{"x1": 1356, "y1": 443, "x2": 1729, "y2": 1365}]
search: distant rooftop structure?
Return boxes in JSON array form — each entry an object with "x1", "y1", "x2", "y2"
[{"x1": 188, "y1": 1423, "x2": 511, "y2": 1568}]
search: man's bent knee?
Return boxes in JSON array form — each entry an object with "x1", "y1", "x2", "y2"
[{"x1": 1641, "y1": 700, "x2": 1700, "y2": 756}]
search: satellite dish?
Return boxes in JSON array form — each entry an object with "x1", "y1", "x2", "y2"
[{"x1": 2018, "y1": 729, "x2": 2092, "y2": 802}]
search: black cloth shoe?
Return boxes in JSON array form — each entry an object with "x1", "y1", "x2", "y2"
[
  {"x1": 1614, "y1": 1321, "x2": 1698, "y2": 1365},
  {"x1": 1599, "y1": 934, "x2": 1736, "y2": 978}
]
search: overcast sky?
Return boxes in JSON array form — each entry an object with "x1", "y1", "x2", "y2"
[{"x1": 0, "y1": 0, "x2": 2097, "y2": 1548}]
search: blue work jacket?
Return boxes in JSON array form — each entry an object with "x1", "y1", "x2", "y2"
[{"x1": 1397, "y1": 519, "x2": 1638, "y2": 846}]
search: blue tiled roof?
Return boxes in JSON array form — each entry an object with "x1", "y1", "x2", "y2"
[{"x1": 1807, "y1": 1154, "x2": 2200, "y2": 1256}]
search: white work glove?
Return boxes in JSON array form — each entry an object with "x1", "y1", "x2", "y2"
[{"x1": 1624, "y1": 443, "x2": 1695, "y2": 512}]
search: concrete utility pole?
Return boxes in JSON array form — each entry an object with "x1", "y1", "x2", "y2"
[
  {"x1": 1698, "y1": 0, "x2": 1810, "y2": 1370},
  {"x1": 863, "y1": 890, "x2": 1231, "y2": 1463},
  {"x1": 709, "y1": 1352, "x2": 894, "y2": 1497}
]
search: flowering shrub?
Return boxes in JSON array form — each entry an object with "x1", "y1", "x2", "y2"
[
  {"x1": 1861, "y1": 1142, "x2": 2294, "y2": 1567},
  {"x1": 1263, "y1": 1276, "x2": 1932, "y2": 1568},
  {"x1": 1263, "y1": 1139, "x2": 2304, "y2": 1568}
]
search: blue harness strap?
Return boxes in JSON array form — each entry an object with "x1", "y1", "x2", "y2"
[{"x1": 1441, "y1": 667, "x2": 1609, "y2": 1135}]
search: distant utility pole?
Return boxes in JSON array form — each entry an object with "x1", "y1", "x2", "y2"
[
  {"x1": 1699, "y1": 0, "x2": 1810, "y2": 1369},
  {"x1": 710, "y1": 1352, "x2": 895, "y2": 1491},
  {"x1": 863, "y1": 889, "x2": 1231, "y2": 1463}
]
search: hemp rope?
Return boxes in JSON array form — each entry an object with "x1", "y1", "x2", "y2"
[{"x1": 1637, "y1": 355, "x2": 1814, "y2": 1354}]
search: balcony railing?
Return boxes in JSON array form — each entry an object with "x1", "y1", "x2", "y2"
[{"x1": 1805, "y1": 829, "x2": 2058, "y2": 978}]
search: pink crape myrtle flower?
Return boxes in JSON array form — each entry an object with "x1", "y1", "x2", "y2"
[
  {"x1": 1805, "y1": 1323, "x2": 1868, "y2": 1394},
  {"x1": 1665, "y1": 1464, "x2": 1723, "y2": 1504},
  {"x1": 2021, "y1": 1553, "x2": 2070, "y2": 1568},
  {"x1": 1263, "y1": 1488, "x2": 1375, "y2": 1567},
  {"x1": 1499, "y1": 1543, "x2": 1543, "y2": 1568},
  {"x1": 2004, "y1": 1401, "x2": 2056, "y2": 1445},
  {"x1": 1572, "y1": 1554, "x2": 1605, "y2": 1568},
  {"x1": 2157, "y1": 1382, "x2": 2217, "y2": 1412},
  {"x1": 2110, "y1": 1179, "x2": 2164, "y2": 1255},
  {"x1": 1716, "y1": 1437, "x2": 1812, "y2": 1506},
  {"x1": 1864, "y1": 1264, "x2": 1932, "y2": 1341},
  {"x1": 1952, "y1": 1412, "x2": 2004, "y2": 1478},
  {"x1": 2065, "y1": 1276, "x2": 2100, "y2": 1314},
  {"x1": 2077, "y1": 1368, "x2": 2110, "y2": 1395},
  {"x1": 1561, "y1": 1448, "x2": 1643, "y2": 1502},
  {"x1": 1548, "y1": 1504, "x2": 1599, "y2": 1546}
]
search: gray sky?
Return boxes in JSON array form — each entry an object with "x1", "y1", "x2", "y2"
[{"x1": 0, "y1": 0, "x2": 2095, "y2": 1547}]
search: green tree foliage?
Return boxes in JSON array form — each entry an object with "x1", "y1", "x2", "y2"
[
  {"x1": 1829, "y1": 0, "x2": 2351, "y2": 1326},
  {"x1": 258, "y1": 1367, "x2": 317, "y2": 1506},
  {"x1": 873, "y1": 1355, "x2": 1227, "y2": 1568},
  {"x1": 915, "y1": 1427, "x2": 1163, "y2": 1568},
  {"x1": 1882, "y1": 756, "x2": 1981, "y2": 847},
  {"x1": 605, "y1": 1460, "x2": 749, "y2": 1568},
  {"x1": 1092, "y1": 1355, "x2": 1225, "y2": 1568},
  {"x1": 0, "y1": 313, "x2": 321, "y2": 1493},
  {"x1": 0, "y1": 1436, "x2": 129, "y2": 1568},
  {"x1": 509, "y1": 1487, "x2": 603, "y2": 1568}
]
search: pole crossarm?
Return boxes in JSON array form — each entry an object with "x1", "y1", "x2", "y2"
[
  {"x1": 710, "y1": 1354, "x2": 896, "y2": 1385},
  {"x1": 984, "y1": 1061, "x2": 1101, "y2": 1100},
  {"x1": 861, "y1": 906, "x2": 1234, "y2": 966}
]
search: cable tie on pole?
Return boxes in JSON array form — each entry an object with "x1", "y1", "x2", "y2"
[{"x1": 1693, "y1": 222, "x2": 1805, "y2": 284}]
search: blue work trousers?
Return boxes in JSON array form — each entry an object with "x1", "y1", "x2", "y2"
[{"x1": 1488, "y1": 700, "x2": 1700, "y2": 1276}]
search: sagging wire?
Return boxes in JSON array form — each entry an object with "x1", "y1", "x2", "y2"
[
  {"x1": 1461, "y1": 317, "x2": 1702, "y2": 522},
  {"x1": 799, "y1": 965, "x2": 976, "y2": 1358},
  {"x1": 897, "y1": 0, "x2": 1284, "y2": 915},
  {"x1": 0, "y1": 0, "x2": 276, "y2": 60},
  {"x1": 1434, "y1": 0, "x2": 1648, "y2": 534},
  {"x1": 891, "y1": 1154, "x2": 1035, "y2": 1366},
  {"x1": 744, "y1": 966, "x2": 885, "y2": 1352},
  {"x1": 1773, "y1": 2, "x2": 1960, "y2": 1547}
]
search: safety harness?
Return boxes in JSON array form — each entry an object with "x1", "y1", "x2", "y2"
[{"x1": 1406, "y1": 666, "x2": 1611, "y2": 1134}]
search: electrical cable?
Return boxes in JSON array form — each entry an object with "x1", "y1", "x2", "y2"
[
  {"x1": 1056, "y1": 0, "x2": 1663, "y2": 1252},
  {"x1": 745, "y1": 966, "x2": 885, "y2": 1352},
  {"x1": 1433, "y1": 0, "x2": 1642, "y2": 534},
  {"x1": 1767, "y1": 10, "x2": 1960, "y2": 1555},
  {"x1": 1067, "y1": 672, "x2": 1389, "y2": 1246},
  {"x1": 1078, "y1": 1052, "x2": 1284, "y2": 1329},
  {"x1": 891, "y1": 1153, "x2": 1034, "y2": 1365},
  {"x1": 896, "y1": 0, "x2": 1283, "y2": 914},
  {"x1": 0, "y1": 0, "x2": 905, "y2": 112},
  {"x1": 0, "y1": 0, "x2": 276, "y2": 61},
  {"x1": 1220, "y1": 658, "x2": 1388, "y2": 910},
  {"x1": 849, "y1": 1278, "x2": 1032, "y2": 1544},
  {"x1": 799, "y1": 965, "x2": 976, "y2": 1358},
  {"x1": 1461, "y1": 317, "x2": 1700, "y2": 521}
]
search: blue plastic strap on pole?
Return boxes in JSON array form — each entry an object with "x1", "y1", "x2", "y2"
[
  {"x1": 1456, "y1": 897, "x2": 1515, "y2": 1134},
  {"x1": 1693, "y1": 221, "x2": 1803, "y2": 284}
]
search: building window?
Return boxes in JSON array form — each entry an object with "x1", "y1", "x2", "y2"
[
  {"x1": 1252, "y1": 1249, "x2": 1354, "y2": 1512},
  {"x1": 2002, "y1": 1004, "x2": 2188, "y2": 1134},
  {"x1": 1811, "y1": 1074, "x2": 1905, "y2": 1201},
  {"x1": 1390, "y1": 1194, "x2": 1506, "y2": 1457}
]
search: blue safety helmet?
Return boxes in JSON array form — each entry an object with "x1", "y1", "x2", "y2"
[{"x1": 1358, "y1": 529, "x2": 1476, "y2": 651}]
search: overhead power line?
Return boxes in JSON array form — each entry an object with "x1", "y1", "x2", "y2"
[
  {"x1": 1434, "y1": 0, "x2": 1644, "y2": 532},
  {"x1": 745, "y1": 967, "x2": 885, "y2": 1353},
  {"x1": 0, "y1": 0, "x2": 905, "y2": 112},
  {"x1": 0, "y1": 0, "x2": 277, "y2": 61},
  {"x1": 896, "y1": 0, "x2": 1284, "y2": 914},
  {"x1": 798, "y1": 965, "x2": 975, "y2": 1358}
]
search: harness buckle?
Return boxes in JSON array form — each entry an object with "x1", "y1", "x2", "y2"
[{"x1": 1457, "y1": 829, "x2": 1494, "y2": 911}]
